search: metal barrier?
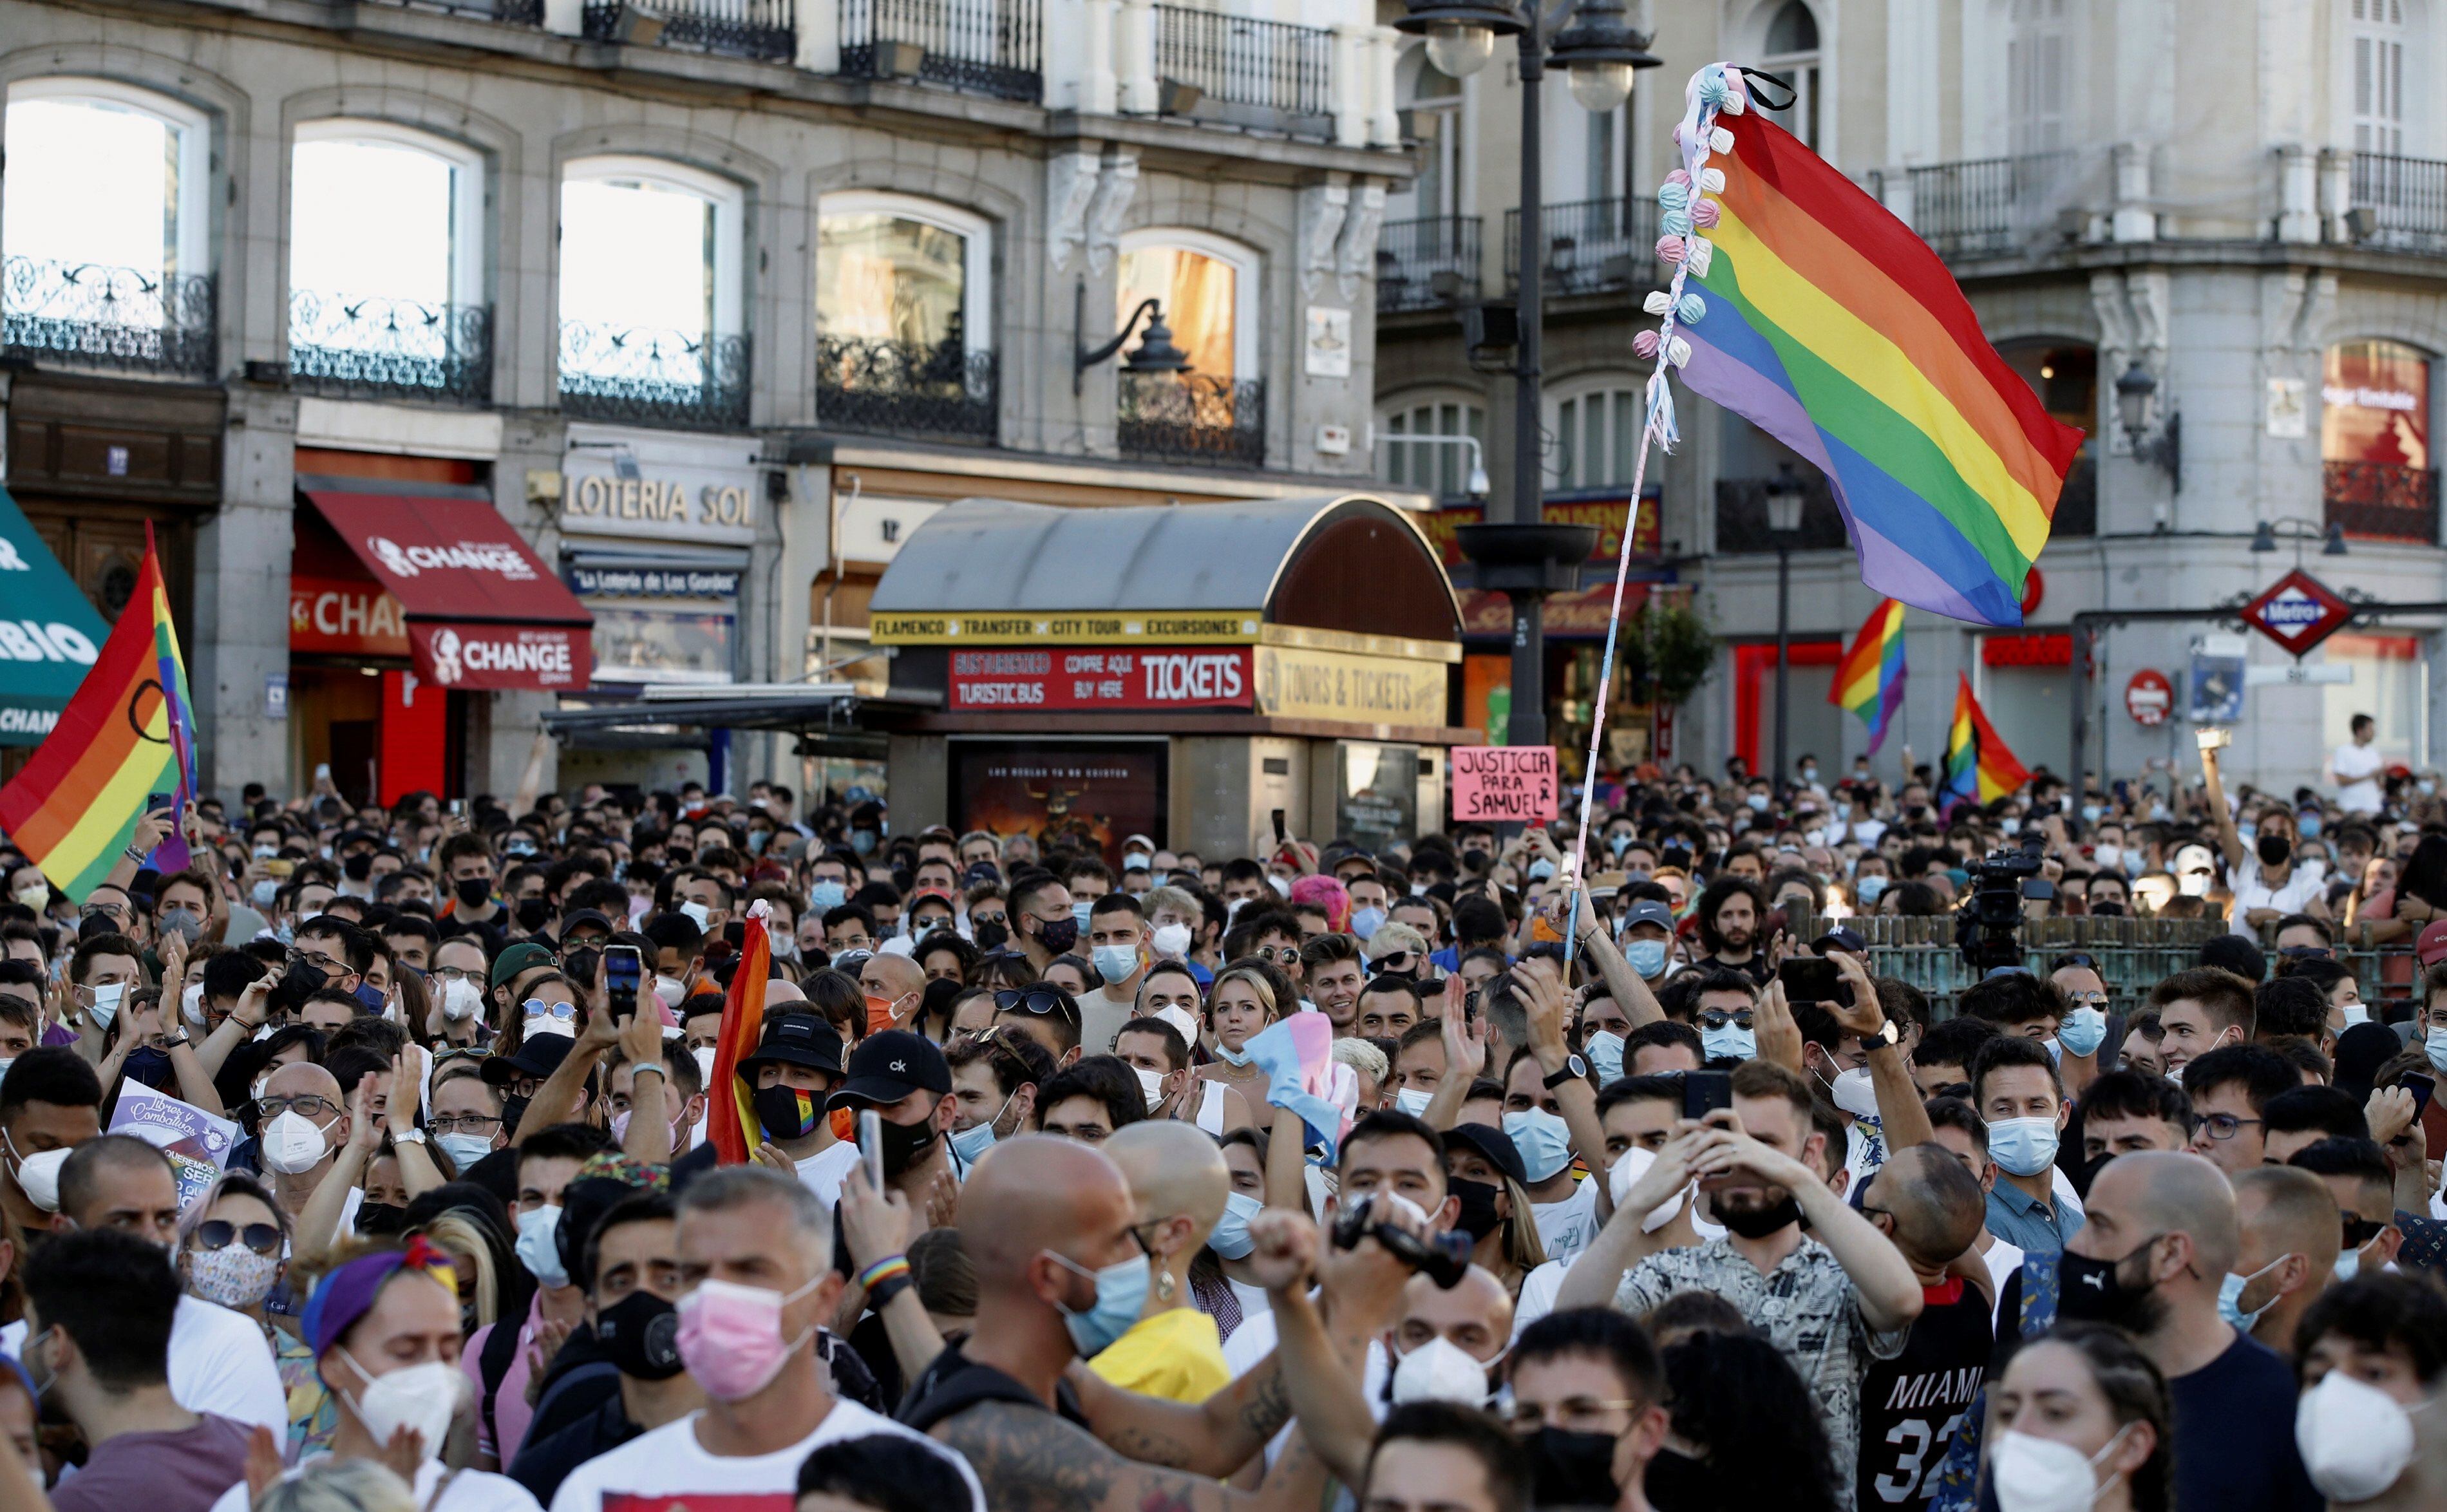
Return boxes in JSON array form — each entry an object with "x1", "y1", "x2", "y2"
[{"x1": 1790, "y1": 912, "x2": 2228, "y2": 1019}]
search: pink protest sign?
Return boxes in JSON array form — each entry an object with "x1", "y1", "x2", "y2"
[{"x1": 1451, "y1": 746, "x2": 1558, "y2": 824}]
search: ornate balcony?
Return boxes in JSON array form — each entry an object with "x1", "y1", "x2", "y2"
[
  {"x1": 2326, "y1": 460, "x2": 2440, "y2": 543},
  {"x1": 560, "y1": 322, "x2": 751, "y2": 431},
  {"x1": 1119, "y1": 372, "x2": 1265, "y2": 468},
  {"x1": 1152, "y1": 5, "x2": 1333, "y2": 138},
  {"x1": 2348, "y1": 153, "x2": 2447, "y2": 255},
  {"x1": 288, "y1": 290, "x2": 492, "y2": 406},
  {"x1": 582, "y1": 0, "x2": 795, "y2": 62},
  {"x1": 1502, "y1": 198, "x2": 1661, "y2": 298},
  {"x1": 2, "y1": 257, "x2": 217, "y2": 381},
  {"x1": 1377, "y1": 216, "x2": 1480, "y2": 313},
  {"x1": 838, "y1": 0, "x2": 1043, "y2": 101},
  {"x1": 1880, "y1": 151, "x2": 2080, "y2": 259},
  {"x1": 815, "y1": 334, "x2": 997, "y2": 443},
  {"x1": 359, "y1": 0, "x2": 543, "y2": 21}
]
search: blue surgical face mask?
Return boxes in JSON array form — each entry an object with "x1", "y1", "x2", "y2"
[
  {"x1": 1856, "y1": 875, "x2": 1888, "y2": 905},
  {"x1": 2425, "y1": 1031, "x2": 2447, "y2": 1077},
  {"x1": 2217, "y1": 1255, "x2": 2291, "y2": 1333},
  {"x1": 1585, "y1": 1030, "x2": 1625, "y2": 1086},
  {"x1": 2081, "y1": 804, "x2": 2104, "y2": 823},
  {"x1": 515, "y1": 1204, "x2": 569, "y2": 1289},
  {"x1": 1504, "y1": 1108, "x2": 1574, "y2": 1182},
  {"x1": 1091, "y1": 945, "x2": 1138, "y2": 985},
  {"x1": 1394, "y1": 1086, "x2": 1435, "y2": 1117},
  {"x1": 1350, "y1": 906, "x2": 1388, "y2": 941},
  {"x1": 808, "y1": 880, "x2": 847, "y2": 912},
  {"x1": 1624, "y1": 938, "x2": 1668, "y2": 978},
  {"x1": 1217, "y1": 1043, "x2": 1254, "y2": 1068},
  {"x1": 949, "y1": 1115, "x2": 1001, "y2": 1166},
  {"x1": 1700, "y1": 1023, "x2": 1755, "y2": 1062},
  {"x1": 1527, "y1": 858, "x2": 1558, "y2": 882},
  {"x1": 1985, "y1": 1116, "x2": 2059, "y2": 1178},
  {"x1": 1072, "y1": 900, "x2": 1095, "y2": 934},
  {"x1": 1046, "y1": 1247, "x2": 1151, "y2": 1356},
  {"x1": 1208, "y1": 1191, "x2": 1263, "y2": 1260},
  {"x1": 2334, "y1": 1244, "x2": 2365, "y2": 1284},
  {"x1": 2056, "y1": 1005, "x2": 2108, "y2": 1057},
  {"x1": 2300, "y1": 815, "x2": 2323, "y2": 838}
]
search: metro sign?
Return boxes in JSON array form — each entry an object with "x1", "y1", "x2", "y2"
[{"x1": 2240, "y1": 569, "x2": 2354, "y2": 658}]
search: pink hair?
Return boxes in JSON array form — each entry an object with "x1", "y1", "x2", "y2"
[{"x1": 1289, "y1": 874, "x2": 1351, "y2": 932}]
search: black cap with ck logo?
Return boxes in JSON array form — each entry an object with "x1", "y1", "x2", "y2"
[{"x1": 827, "y1": 1029, "x2": 952, "y2": 1108}]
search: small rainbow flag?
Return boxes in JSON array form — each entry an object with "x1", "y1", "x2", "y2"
[
  {"x1": 1676, "y1": 106, "x2": 2086, "y2": 626},
  {"x1": 707, "y1": 900, "x2": 774, "y2": 1165},
  {"x1": 0, "y1": 531, "x2": 195, "y2": 902},
  {"x1": 1939, "y1": 673, "x2": 2028, "y2": 809},
  {"x1": 1830, "y1": 600, "x2": 1906, "y2": 753}
]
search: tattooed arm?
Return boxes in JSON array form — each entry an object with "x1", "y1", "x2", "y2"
[
  {"x1": 930, "y1": 1400, "x2": 1326, "y2": 1512},
  {"x1": 1063, "y1": 1350, "x2": 1292, "y2": 1475}
]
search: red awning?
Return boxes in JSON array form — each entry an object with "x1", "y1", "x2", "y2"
[{"x1": 303, "y1": 490, "x2": 592, "y2": 692}]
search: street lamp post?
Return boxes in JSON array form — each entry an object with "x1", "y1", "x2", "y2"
[
  {"x1": 1763, "y1": 465, "x2": 1806, "y2": 791},
  {"x1": 1399, "y1": 0, "x2": 1659, "y2": 751}
]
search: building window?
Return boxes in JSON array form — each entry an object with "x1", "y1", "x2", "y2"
[
  {"x1": 1548, "y1": 384, "x2": 1643, "y2": 489},
  {"x1": 1, "y1": 80, "x2": 214, "y2": 377},
  {"x1": 815, "y1": 192, "x2": 995, "y2": 441},
  {"x1": 1116, "y1": 231, "x2": 1256, "y2": 381},
  {"x1": 1392, "y1": 48, "x2": 1464, "y2": 222},
  {"x1": 2323, "y1": 338, "x2": 2437, "y2": 542},
  {"x1": 1758, "y1": 1, "x2": 1822, "y2": 152},
  {"x1": 558, "y1": 158, "x2": 748, "y2": 430},
  {"x1": 2008, "y1": 0, "x2": 2069, "y2": 155},
  {"x1": 2352, "y1": 0, "x2": 2406, "y2": 155},
  {"x1": 288, "y1": 122, "x2": 489, "y2": 403},
  {"x1": 1381, "y1": 398, "x2": 1486, "y2": 500}
]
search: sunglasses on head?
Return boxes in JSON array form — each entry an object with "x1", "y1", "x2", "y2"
[
  {"x1": 996, "y1": 987, "x2": 1079, "y2": 1024},
  {"x1": 195, "y1": 1219, "x2": 283, "y2": 1256}
]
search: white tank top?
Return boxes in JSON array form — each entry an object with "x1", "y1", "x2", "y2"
[{"x1": 1196, "y1": 1077, "x2": 1229, "y2": 1136}]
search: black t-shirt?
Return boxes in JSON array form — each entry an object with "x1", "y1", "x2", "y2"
[
  {"x1": 504, "y1": 1389, "x2": 639, "y2": 1504},
  {"x1": 1694, "y1": 952, "x2": 1772, "y2": 986},
  {"x1": 1857, "y1": 1278, "x2": 1992, "y2": 1509},
  {"x1": 897, "y1": 1345, "x2": 1086, "y2": 1432},
  {"x1": 2166, "y1": 1334, "x2": 2322, "y2": 1512}
]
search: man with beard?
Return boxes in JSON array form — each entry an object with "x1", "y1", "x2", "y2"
[
  {"x1": 1688, "y1": 878, "x2": 1770, "y2": 986},
  {"x1": 1555, "y1": 1060, "x2": 1922, "y2": 1505}
]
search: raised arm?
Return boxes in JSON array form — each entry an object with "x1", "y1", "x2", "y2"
[
  {"x1": 1694, "y1": 1121, "x2": 1923, "y2": 1332},
  {"x1": 1553, "y1": 1122, "x2": 1708, "y2": 1312},
  {"x1": 1514, "y1": 958, "x2": 1609, "y2": 1206},
  {"x1": 194, "y1": 978, "x2": 272, "y2": 1079},
  {"x1": 1827, "y1": 952, "x2": 1931, "y2": 1149},
  {"x1": 1569, "y1": 896, "x2": 1662, "y2": 1030},
  {"x1": 1421, "y1": 979, "x2": 1486, "y2": 1132},
  {"x1": 2199, "y1": 740, "x2": 2245, "y2": 872}
]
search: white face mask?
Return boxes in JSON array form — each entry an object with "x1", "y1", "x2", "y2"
[
  {"x1": 440, "y1": 979, "x2": 484, "y2": 1023},
  {"x1": 6, "y1": 1136, "x2": 68, "y2": 1213},
  {"x1": 1388, "y1": 1336, "x2": 1489, "y2": 1406},
  {"x1": 180, "y1": 981, "x2": 208, "y2": 1027},
  {"x1": 1608, "y1": 1144, "x2": 1691, "y2": 1233},
  {"x1": 1992, "y1": 1426, "x2": 2130, "y2": 1512},
  {"x1": 342, "y1": 1352, "x2": 463, "y2": 1460},
  {"x1": 1150, "y1": 922, "x2": 1194, "y2": 958},
  {"x1": 86, "y1": 982, "x2": 126, "y2": 1030},
  {"x1": 1829, "y1": 1064, "x2": 1882, "y2": 1120},
  {"x1": 2295, "y1": 1368, "x2": 2427, "y2": 1503},
  {"x1": 1133, "y1": 1064, "x2": 1167, "y2": 1113},
  {"x1": 260, "y1": 1109, "x2": 333, "y2": 1175}
]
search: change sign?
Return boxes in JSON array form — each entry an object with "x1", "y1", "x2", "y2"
[{"x1": 1452, "y1": 746, "x2": 1559, "y2": 824}]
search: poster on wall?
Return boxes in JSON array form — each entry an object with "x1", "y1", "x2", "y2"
[
  {"x1": 950, "y1": 741, "x2": 1167, "y2": 862},
  {"x1": 1336, "y1": 742, "x2": 1418, "y2": 854}
]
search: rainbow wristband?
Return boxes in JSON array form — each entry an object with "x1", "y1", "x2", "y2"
[{"x1": 857, "y1": 1255, "x2": 911, "y2": 1291}]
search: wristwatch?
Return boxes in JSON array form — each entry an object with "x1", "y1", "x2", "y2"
[
  {"x1": 161, "y1": 1035, "x2": 191, "y2": 1050},
  {"x1": 392, "y1": 1128, "x2": 428, "y2": 1146},
  {"x1": 1543, "y1": 1054, "x2": 1589, "y2": 1090},
  {"x1": 1860, "y1": 1019, "x2": 1902, "y2": 1052}
]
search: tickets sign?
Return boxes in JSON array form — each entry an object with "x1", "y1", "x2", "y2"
[
  {"x1": 1451, "y1": 746, "x2": 1559, "y2": 823},
  {"x1": 947, "y1": 647, "x2": 1254, "y2": 711}
]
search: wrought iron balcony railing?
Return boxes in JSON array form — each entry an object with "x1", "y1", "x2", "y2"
[
  {"x1": 1377, "y1": 216, "x2": 1480, "y2": 312},
  {"x1": 1119, "y1": 372, "x2": 1265, "y2": 468},
  {"x1": 560, "y1": 322, "x2": 751, "y2": 431},
  {"x1": 2326, "y1": 460, "x2": 2441, "y2": 543},
  {"x1": 838, "y1": 0, "x2": 1043, "y2": 101},
  {"x1": 1879, "y1": 150, "x2": 2081, "y2": 259},
  {"x1": 582, "y1": 0, "x2": 795, "y2": 62},
  {"x1": 2, "y1": 257, "x2": 217, "y2": 380},
  {"x1": 1152, "y1": 5, "x2": 1332, "y2": 136},
  {"x1": 815, "y1": 334, "x2": 997, "y2": 442},
  {"x1": 359, "y1": 0, "x2": 543, "y2": 23},
  {"x1": 1502, "y1": 198, "x2": 1661, "y2": 297},
  {"x1": 2348, "y1": 153, "x2": 2447, "y2": 255},
  {"x1": 288, "y1": 290, "x2": 492, "y2": 406}
]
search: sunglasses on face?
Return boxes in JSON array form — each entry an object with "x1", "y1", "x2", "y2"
[
  {"x1": 1697, "y1": 1008, "x2": 1755, "y2": 1031},
  {"x1": 2341, "y1": 1216, "x2": 2389, "y2": 1249},
  {"x1": 995, "y1": 987, "x2": 1079, "y2": 1025},
  {"x1": 194, "y1": 1219, "x2": 283, "y2": 1256},
  {"x1": 523, "y1": 999, "x2": 578, "y2": 1021}
]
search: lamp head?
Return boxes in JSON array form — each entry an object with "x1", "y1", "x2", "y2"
[
  {"x1": 2114, "y1": 361, "x2": 2157, "y2": 445},
  {"x1": 1547, "y1": 0, "x2": 1660, "y2": 113},
  {"x1": 1123, "y1": 307, "x2": 1192, "y2": 375},
  {"x1": 1395, "y1": 0, "x2": 1524, "y2": 79}
]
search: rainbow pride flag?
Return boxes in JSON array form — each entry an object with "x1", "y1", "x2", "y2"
[
  {"x1": 1939, "y1": 673, "x2": 2028, "y2": 809},
  {"x1": 0, "y1": 532, "x2": 194, "y2": 902},
  {"x1": 707, "y1": 899, "x2": 775, "y2": 1164},
  {"x1": 1830, "y1": 600, "x2": 1906, "y2": 753},
  {"x1": 1677, "y1": 110, "x2": 2085, "y2": 626}
]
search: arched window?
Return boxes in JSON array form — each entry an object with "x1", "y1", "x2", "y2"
[
  {"x1": 1547, "y1": 381, "x2": 1644, "y2": 490},
  {"x1": 1380, "y1": 394, "x2": 1486, "y2": 500},
  {"x1": 3, "y1": 79, "x2": 210, "y2": 280},
  {"x1": 558, "y1": 158, "x2": 747, "y2": 425},
  {"x1": 816, "y1": 192, "x2": 992, "y2": 356},
  {"x1": 1759, "y1": 1, "x2": 1822, "y2": 152},
  {"x1": 2008, "y1": 0, "x2": 2069, "y2": 154},
  {"x1": 1116, "y1": 229, "x2": 1257, "y2": 381}
]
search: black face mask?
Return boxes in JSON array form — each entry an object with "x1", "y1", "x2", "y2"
[
  {"x1": 2257, "y1": 835, "x2": 2292, "y2": 868},
  {"x1": 972, "y1": 920, "x2": 1010, "y2": 952},
  {"x1": 754, "y1": 1084, "x2": 822, "y2": 1141},
  {"x1": 594, "y1": 1289, "x2": 685, "y2": 1381},
  {"x1": 355, "y1": 1202, "x2": 410, "y2": 1238},
  {"x1": 1035, "y1": 916, "x2": 1079, "y2": 955},
  {"x1": 1713, "y1": 1192, "x2": 1804, "y2": 1240},
  {"x1": 2090, "y1": 900, "x2": 2127, "y2": 917},
  {"x1": 123, "y1": 1048, "x2": 173, "y2": 1089},
  {"x1": 455, "y1": 877, "x2": 492, "y2": 909},
  {"x1": 515, "y1": 898, "x2": 552, "y2": 931},
  {"x1": 274, "y1": 958, "x2": 326, "y2": 1012},
  {"x1": 878, "y1": 1111, "x2": 940, "y2": 1178},
  {"x1": 342, "y1": 853, "x2": 374, "y2": 883},
  {"x1": 500, "y1": 1093, "x2": 531, "y2": 1137},
  {"x1": 1643, "y1": 1447, "x2": 1713, "y2": 1512},
  {"x1": 1524, "y1": 1427, "x2": 1621, "y2": 1509},
  {"x1": 1448, "y1": 1177, "x2": 1505, "y2": 1242},
  {"x1": 2056, "y1": 1238, "x2": 2168, "y2": 1332}
]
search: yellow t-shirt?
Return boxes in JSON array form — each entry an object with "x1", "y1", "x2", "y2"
[{"x1": 1088, "y1": 1305, "x2": 1231, "y2": 1403}]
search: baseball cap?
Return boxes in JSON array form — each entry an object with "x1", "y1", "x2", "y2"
[
  {"x1": 482, "y1": 1032, "x2": 574, "y2": 1088},
  {"x1": 558, "y1": 909, "x2": 615, "y2": 941},
  {"x1": 827, "y1": 1030, "x2": 952, "y2": 1110},
  {"x1": 1811, "y1": 927, "x2": 1866, "y2": 955},
  {"x1": 741, "y1": 1012, "x2": 846, "y2": 1077},
  {"x1": 490, "y1": 941, "x2": 556, "y2": 991},
  {"x1": 1620, "y1": 900, "x2": 1677, "y2": 934},
  {"x1": 2417, "y1": 920, "x2": 2447, "y2": 968},
  {"x1": 1441, "y1": 1122, "x2": 1529, "y2": 1187}
]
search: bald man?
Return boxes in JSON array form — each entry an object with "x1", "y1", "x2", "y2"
[
  {"x1": 1386, "y1": 1267, "x2": 1512, "y2": 1403},
  {"x1": 2229, "y1": 1166, "x2": 2339, "y2": 1359},
  {"x1": 2052, "y1": 1151, "x2": 2323, "y2": 1512},
  {"x1": 253, "y1": 1061, "x2": 352, "y2": 1223},
  {"x1": 1090, "y1": 1122, "x2": 1233, "y2": 1402},
  {"x1": 860, "y1": 951, "x2": 925, "y2": 1034},
  {"x1": 903, "y1": 1135, "x2": 1388, "y2": 1508},
  {"x1": 1854, "y1": 1145, "x2": 1991, "y2": 1505}
]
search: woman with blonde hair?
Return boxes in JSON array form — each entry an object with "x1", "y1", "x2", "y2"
[
  {"x1": 177, "y1": 1171, "x2": 335, "y2": 1461},
  {"x1": 1193, "y1": 962, "x2": 1283, "y2": 1105}
]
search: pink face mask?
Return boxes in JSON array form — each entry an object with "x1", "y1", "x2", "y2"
[{"x1": 674, "y1": 1275, "x2": 819, "y2": 1401}]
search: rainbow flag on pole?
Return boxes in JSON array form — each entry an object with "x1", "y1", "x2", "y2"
[
  {"x1": 1673, "y1": 104, "x2": 2085, "y2": 626},
  {"x1": 0, "y1": 530, "x2": 195, "y2": 902},
  {"x1": 1829, "y1": 599, "x2": 1906, "y2": 753},
  {"x1": 1939, "y1": 673, "x2": 2028, "y2": 809},
  {"x1": 707, "y1": 900, "x2": 775, "y2": 1164}
]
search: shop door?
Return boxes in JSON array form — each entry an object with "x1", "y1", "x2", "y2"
[{"x1": 24, "y1": 515, "x2": 191, "y2": 627}]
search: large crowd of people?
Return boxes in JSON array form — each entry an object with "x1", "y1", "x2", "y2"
[{"x1": 0, "y1": 719, "x2": 2440, "y2": 1512}]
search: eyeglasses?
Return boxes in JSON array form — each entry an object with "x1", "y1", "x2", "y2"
[
  {"x1": 428, "y1": 1113, "x2": 503, "y2": 1136},
  {"x1": 1254, "y1": 945, "x2": 1300, "y2": 964},
  {"x1": 194, "y1": 1219, "x2": 283, "y2": 1256},
  {"x1": 522, "y1": 999, "x2": 578, "y2": 1021},
  {"x1": 2341, "y1": 1215, "x2": 2389, "y2": 1249},
  {"x1": 996, "y1": 987, "x2": 1079, "y2": 1025},
  {"x1": 1697, "y1": 1008, "x2": 1755, "y2": 1031},
  {"x1": 287, "y1": 947, "x2": 347, "y2": 977},
  {"x1": 257, "y1": 1095, "x2": 337, "y2": 1120},
  {"x1": 2197, "y1": 1112, "x2": 2263, "y2": 1142},
  {"x1": 431, "y1": 965, "x2": 480, "y2": 984}
]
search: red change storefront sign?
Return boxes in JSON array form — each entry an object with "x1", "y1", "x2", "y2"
[
  {"x1": 410, "y1": 623, "x2": 586, "y2": 691},
  {"x1": 949, "y1": 647, "x2": 1253, "y2": 712}
]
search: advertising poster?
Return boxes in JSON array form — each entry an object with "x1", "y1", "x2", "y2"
[{"x1": 951, "y1": 741, "x2": 1167, "y2": 861}]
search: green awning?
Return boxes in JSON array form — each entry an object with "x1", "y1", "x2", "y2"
[{"x1": 0, "y1": 487, "x2": 113, "y2": 746}]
